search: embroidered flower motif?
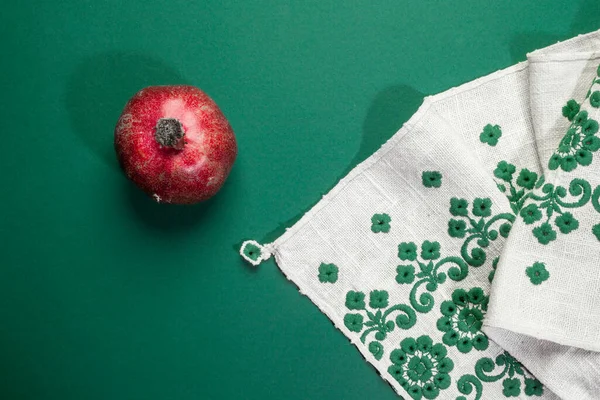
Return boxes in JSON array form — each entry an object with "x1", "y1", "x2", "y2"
[
  {"x1": 450, "y1": 198, "x2": 469, "y2": 217},
  {"x1": 561, "y1": 155, "x2": 578, "y2": 172},
  {"x1": 421, "y1": 240, "x2": 441, "y2": 260},
  {"x1": 343, "y1": 290, "x2": 416, "y2": 360},
  {"x1": 516, "y1": 168, "x2": 538, "y2": 190},
  {"x1": 446, "y1": 197, "x2": 514, "y2": 267},
  {"x1": 591, "y1": 91, "x2": 600, "y2": 108},
  {"x1": 395, "y1": 241, "x2": 468, "y2": 313},
  {"x1": 422, "y1": 171, "x2": 442, "y2": 188},
  {"x1": 388, "y1": 336, "x2": 454, "y2": 399},
  {"x1": 526, "y1": 262, "x2": 549, "y2": 285},
  {"x1": 371, "y1": 213, "x2": 391, "y2": 233},
  {"x1": 479, "y1": 124, "x2": 502, "y2": 146},
  {"x1": 582, "y1": 119, "x2": 599, "y2": 136},
  {"x1": 574, "y1": 110, "x2": 588, "y2": 125},
  {"x1": 520, "y1": 204, "x2": 542, "y2": 224},
  {"x1": 398, "y1": 242, "x2": 418, "y2": 261},
  {"x1": 448, "y1": 219, "x2": 467, "y2": 238},
  {"x1": 493, "y1": 161, "x2": 516, "y2": 181},
  {"x1": 369, "y1": 290, "x2": 389, "y2": 309},
  {"x1": 532, "y1": 223, "x2": 557, "y2": 245},
  {"x1": 493, "y1": 161, "x2": 541, "y2": 214},
  {"x1": 555, "y1": 212, "x2": 579, "y2": 234},
  {"x1": 551, "y1": 75, "x2": 600, "y2": 172},
  {"x1": 593, "y1": 224, "x2": 600, "y2": 241},
  {"x1": 583, "y1": 135, "x2": 600, "y2": 151},
  {"x1": 344, "y1": 314, "x2": 364, "y2": 332},
  {"x1": 520, "y1": 179, "x2": 591, "y2": 244},
  {"x1": 472, "y1": 198, "x2": 492, "y2": 217},
  {"x1": 396, "y1": 265, "x2": 416, "y2": 284},
  {"x1": 503, "y1": 378, "x2": 521, "y2": 397},
  {"x1": 345, "y1": 291, "x2": 366, "y2": 309},
  {"x1": 524, "y1": 378, "x2": 544, "y2": 396},
  {"x1": 475, "y1": 352, "x2": 543, "y2": 397},
  {"x1": 437, "y1": 288, "x2": 489, "y2": 354},
  {"x1": 562, "y1": 99, "x2": 580, "y2": 121},
  {"x1": 317, "y1": 263, "x2": 338, "y2": 283}
]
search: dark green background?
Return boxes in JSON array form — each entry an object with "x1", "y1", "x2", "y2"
[{"x1": 2, "y1": 1, "x2": 598, "y2": 399}]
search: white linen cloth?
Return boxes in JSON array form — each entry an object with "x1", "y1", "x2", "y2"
[{"x1": 241, "y1": 29, "x2": 600, "y2": 400}]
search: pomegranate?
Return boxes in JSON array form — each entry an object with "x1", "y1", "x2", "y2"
[{"x1": 114, "y1": 85, "x2": 237, "y2": 204}]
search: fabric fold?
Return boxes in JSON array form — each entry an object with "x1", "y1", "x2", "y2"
[
  {"x1": 243, "y1": 29, "x2": 600, "y2": 400},
  {"x1": 482, "y1": 31, "x2": 600, "y2": 400}
]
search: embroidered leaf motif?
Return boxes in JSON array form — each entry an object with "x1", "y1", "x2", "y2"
[
  {"x1": 437, "y1": 288, "x2": 489, "y2": 354},
  {"x1": 519, "y1": 179, "x2": 592, "y2": 245},
  {"x1": 343, "y1": 290, "x2": 416, "y2": 359},
  {"x1": 388, "y1": 336, "x2": 454, "y2": 399},
  {"x1": 395, "y1": 241, "x2": 468, "y2": 313},
  {"x1": 371, "y1": 213, "x2": 391, "y2": 233},
  {"x1": 593, "y1": 224, "x2": 600, "y2": 241},
  {"x1": 446, "y1": 197, "x2": 515, "y2": 266},
  {"x1": 318, "y1": 263, "x2": 339, "y2": 283},
  {"x1": 479, "y1": 124, "x2": 502, "y2": 147},
  {"x1": 525, "y1": 262, "x2": 549, "y2": 285},
  {"x1": 474, "y1": 352, "x2": 543, "y2": 397},
  {"x1": 456, "y1": 374, "x2": 483, "y2": 400}
]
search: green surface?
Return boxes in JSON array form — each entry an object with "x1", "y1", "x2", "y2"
[{"x1": 1, "y1": 1, "x2": 599, "y2": 399}]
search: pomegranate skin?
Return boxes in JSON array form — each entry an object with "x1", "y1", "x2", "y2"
[{"x1": 114, "y1": 85, "x2": 237, "y2": 204}]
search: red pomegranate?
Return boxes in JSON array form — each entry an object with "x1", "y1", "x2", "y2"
[{"x1": 114, "y1": 85, "x2": 237, "y2": 204}]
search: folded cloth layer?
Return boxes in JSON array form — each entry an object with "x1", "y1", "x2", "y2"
[{"x1": 241, "y1": 29, "x2": 600, "y2": 400}]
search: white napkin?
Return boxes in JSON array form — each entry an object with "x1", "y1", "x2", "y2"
[{"x1": 241, "y1": 29, "x2": 600, "y2": 400}]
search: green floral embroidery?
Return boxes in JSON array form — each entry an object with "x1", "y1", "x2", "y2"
[
  {"x1": 479, "y1": 124, "x2": 502, "y2": 147},
  {"x1": 524, "y1": 378, "x2": 544, "y2": 396},
  {"x1": 493, "y1": 161, "x2": 541, "y2": 214},
  {"x1": 591, "y1": 91, "x2": 600, "y2": 108},
  {"x1": 488, "y1": 257, "x2": 499, "y2": 283},
  {"x1": 593, "y1": 224, "x2": 600, "y2": 241},
  {"x1": 395, "y1": 240, "x2": 468, "y2": 313},
  {"x1": 368, "y1": 341, "x2": 384, "y2": 360},
  {"x1": 562, "y1": 99, "x2": 580, "y2": 121},
  {"x1": 503, "y1": 378, "x2": 521, "y2": 397},
  {"x1": 423, "y1": 171, "x2": 443, "y2": 188},
  {"x1": 343, "y1": 290, "x2": 416, "y2": 360},
  {"x1": 474, "y1": 352, "x2": 543, "y2": 398},
  {"x1": 519, "y1": 179, "x2": 591, "y2": 245},
  {"x1": 550, "y1": 71, "x2": 600, "y2": 172},
  {"x1": 525, "y1": 262, "x2": 549, "y2": 285},
  {"x1": 242, "y1": 242, "x2": 262, "y2": 262},
  {"x1": 437, "y1": 288, "x2": 489, "y2": 354},
  {"x1": 388, "y1": 335, "x2": 454, "y2": 400},
  {"x1": 318, "y1": 263, "x2": 338, "y2": 283},
  {"x1": 456, "y1": 374, "x2": 483, "y2": 400},
  {"x1": 447, "y1": 197, "x2": 515, "y2": 267},
  {"x1": 592, "y1": 185, "x2": 600, "y2": 213},
  {"x1": 371, "y1": 213, "x2": 391, "y2": 233}
]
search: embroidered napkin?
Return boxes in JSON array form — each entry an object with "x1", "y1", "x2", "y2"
[{"x1": 241, "y1": 30, "x2": 600, "y2": 400}]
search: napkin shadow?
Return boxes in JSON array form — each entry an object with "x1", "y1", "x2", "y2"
[
  {"x1": 64, "y1": 51, "x2": 188, "y2": 171},
  {"x1": 261, "y1": 84, "x2": 424, "y2": 244}
]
